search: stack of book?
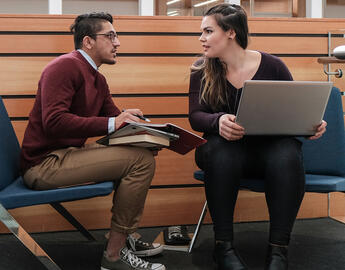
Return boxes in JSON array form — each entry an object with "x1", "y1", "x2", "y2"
[
  {"x1": 106, "y1": 133, "x2": 170, "y2": 148},
  {"x1": 97, "y1": 121, "x2": 206, "y2": 155}
]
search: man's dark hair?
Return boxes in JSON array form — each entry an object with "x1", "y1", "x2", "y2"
[{"x1": 70, "y1": 12, "x2": 113, "y2": 49}]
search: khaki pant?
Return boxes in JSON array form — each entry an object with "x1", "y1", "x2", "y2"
[{"x1": 23, "y1": 143, "x2": 155, "y2": 234}]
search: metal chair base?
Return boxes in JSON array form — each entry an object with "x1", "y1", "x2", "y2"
[
  {"x1": 0, "y1": 203, "x2": 62, "y2": 270},
  {"x1": 50, "y1": 202, "x2": 96, "y2": 241},
  {"x1": 188, "y1": 200, "x2": 208, "y2": 253}
]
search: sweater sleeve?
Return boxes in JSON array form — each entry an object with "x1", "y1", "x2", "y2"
[
  {"x1": 188, "y1": 68, "x2": 225, "y2": 133},
  {"x1": 40, "y1": 59, "x2": 110, "y2": 138},
  {"x1": 277, "y1": 59, "x2": 293, "y2": 81},
  {"x1": 266, "y1": 53, "x2": 293, "y2": 81}
]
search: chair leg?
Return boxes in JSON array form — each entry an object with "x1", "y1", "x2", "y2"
[
  {"x1": 0, "y1": 203, "x2": 62, "y2": 270},
  {"x1": 327, "y1": 192, "x2": 345, "y2": 225},
  {"x1": 188, "y1": 200, "x2": 208, "y2": 253},
  {"x1": 50, "y1": 202, "x2": 96, "y2": 241}
]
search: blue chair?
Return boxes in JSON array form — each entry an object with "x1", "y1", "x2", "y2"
[
  {"x1": 0, "y1": 96, "x2": 114, "y2": 270},
  {"x1": 188, "y1": 86, "x2": 345, "y2": 253}
]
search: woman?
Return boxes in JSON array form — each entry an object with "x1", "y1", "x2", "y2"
[{"x1": 188, "y1": 4, "x2": 326, "y2": 270}]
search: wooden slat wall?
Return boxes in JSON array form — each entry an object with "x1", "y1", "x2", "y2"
[{"x1": 0, "y1": 15, "x2": 344, "y2": 234}]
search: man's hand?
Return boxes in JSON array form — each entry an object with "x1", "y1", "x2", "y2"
[
  {"x1": 308, "y1": 120, "x2": 327, "y2": 140},
  {"x1": 115, "y1": 109, "x2": 144, "y2": 130},
  {"x1": 219, "y1": 114, "x2": 245, "y2": 141}
]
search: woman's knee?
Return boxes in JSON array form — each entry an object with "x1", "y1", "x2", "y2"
[
  {"x1": 198, "y1": 135, "x2": 244, "y2": 165},
  {"x1": 267, "y1": 139, "x2": 302, "y2": 163},
  {"x1": 265, "y1": 139, "x2": 304, "y2": 179}
]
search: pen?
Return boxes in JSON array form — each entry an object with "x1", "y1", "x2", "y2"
[
  {"x1": 135, "y1": 114, "x2": 151, "y2": 122},
  {"x1": 122, "y1": 109, "x2": 151, "y2": 122}
]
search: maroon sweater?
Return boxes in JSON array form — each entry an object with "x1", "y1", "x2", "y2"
[{"x1": 20, "y1": 51, "x2": 121, "y2": 173}]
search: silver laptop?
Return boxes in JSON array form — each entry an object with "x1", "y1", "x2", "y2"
[{"x1": 235, "y1": 80, "x2": 333, "y2": 136}]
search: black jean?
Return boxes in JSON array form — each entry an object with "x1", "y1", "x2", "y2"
[{"x1": 195, "y1": 134, "x2": 305, "y2": 246}]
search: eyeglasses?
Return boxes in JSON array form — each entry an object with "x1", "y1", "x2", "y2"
[{"x1": 95, "y1": 31, "x2": 118, "y2": 43}]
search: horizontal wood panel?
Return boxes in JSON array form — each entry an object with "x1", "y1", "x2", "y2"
[
  {"x1": 3, "y1": 96, "x2": 188, "y2": 117},
  {"x1": 0, "y1": 56, "x2": 195, "y2": 94},
  {"x1": 281, "y1": 57, "x2": 326, "y2": 81},
  {"x1": 115, "y1": 96, "x2": 188, "y2": 114},
  {"x1": 0, "y1": 188, "x2": 328, "y2": 233},
  {"x1": 153, "y1": 149, "x2": 198, "y2": 186},
  {"x1": 330, "y1": 192, "x2": 345, "y2": 217},
  {"x1": 248, "y1": 36, "x2": 327, "y2": 54},
  {"x1": 0, "y1": 35, "x2": 74, "y2": 53},
  {"x1": 0, "y1": 35, "x2": 327, "y2": 54},
  {"x1": 0, "y1": 15, "x2": 77, "y2": 32},
  {"x1": 0, "y1": 15, "x2": 345, "y2": 34},
  {"x1": 102, "y1": 57, "x2": 195, "y2": 93},
  {"x1": 12, "y1": 120, "x2": 27, "y2": 145},
  {"x1": 249, "y1": 19, "x2": 345, "y2": 34},
  {"x1": 3, "y1": 98, "x2": 59, "y2": 117},
  {"x1": 0, "y1": 56, "x2": 327, "y2": 95},
  {"x1": 330, "y1": 37, "x2": 345, "y2": 51},
  {"x1": 0, "y1": 57, "x2": 52, "y2": 94}
]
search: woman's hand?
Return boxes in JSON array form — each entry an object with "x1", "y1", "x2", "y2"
[
  {"x1": 308, "y1": 120, "x2": 327, "y2": 140},
  {"x1": 219, "y1": 114, "x2": 245, "y2": 141}
]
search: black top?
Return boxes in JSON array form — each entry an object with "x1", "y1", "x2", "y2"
[{"x1": 188, "y1": 52, "x2": 293, "y2": 134}]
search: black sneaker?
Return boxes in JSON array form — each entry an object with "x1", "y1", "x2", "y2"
[
  {"x1": 163, "y1": 225, "x2": 191, "y2": 245},
  {"x1": 101, "y1": 247, "x2": 165, "y2": 270},
  {"x1": 127, "y1": 234, "x2": 163, "y2": 257}
]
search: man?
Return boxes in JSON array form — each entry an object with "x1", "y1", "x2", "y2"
[{"x1": 20, "y1": 12, "x2": 165, "y2": 270}]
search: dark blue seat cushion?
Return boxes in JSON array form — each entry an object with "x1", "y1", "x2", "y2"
[
  {"x1": 304, "y1": 174, "x2": 345, "y2": 192},
  {"x1": 0, "y1": 177, "x2": 114, "y2": 209},
  {"x1": 301, "y1": 87, "x2": 345, "y2": 177},
  {"x1": 0, "y1": 98, "x2": 21, "y2": 191},
  {"x1": 193, "y1": 170, "x2": 345, "y2": 193}
]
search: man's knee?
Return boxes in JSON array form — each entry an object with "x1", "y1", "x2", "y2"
[{"x1": 131, "y1": 147, "x2": 156, "y2": 176}]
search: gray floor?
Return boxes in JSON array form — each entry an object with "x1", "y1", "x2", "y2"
[{"x1": 0, "y1": 218, "x2": 344, "y2": 269}]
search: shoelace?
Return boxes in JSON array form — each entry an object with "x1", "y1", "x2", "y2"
[
  {"x1": 168, "y1": 225, "x2": 183, "y2": 238},
  {"x1": 122, "y1": 248, "x2": 149, "y2": 268},
  {"x1": 128, "y1": 234, "x2": 151, "y2": 249},
  {"x1": 136, "y1": 239, "x2": 150, "y2": 247}
]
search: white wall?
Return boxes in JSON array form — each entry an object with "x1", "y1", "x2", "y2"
[
  {"x1": 63, "y1": 0, "x2": 138, "y2": 15},
  {"x1": 324, "y1": 3, "x2": 345, "y2": 18},
  {"x1": 0, "y1": 0, "x2": 138, "y2": 15},
  {"x1": 0, "y1": 0, "x2": 48, "y2": 14}
]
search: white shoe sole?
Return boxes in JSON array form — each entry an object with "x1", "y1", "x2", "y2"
[
  {"x1": 133, "y1": 245, "x2": 164, "y2": 257},
  {"x1": 101, "y1": 264, "x2": 166, "y2": 270}
]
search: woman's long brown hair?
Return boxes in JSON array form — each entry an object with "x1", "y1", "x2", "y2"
[{"x1": 192, "y1": 3, "x2": 249, "y2": 111}]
